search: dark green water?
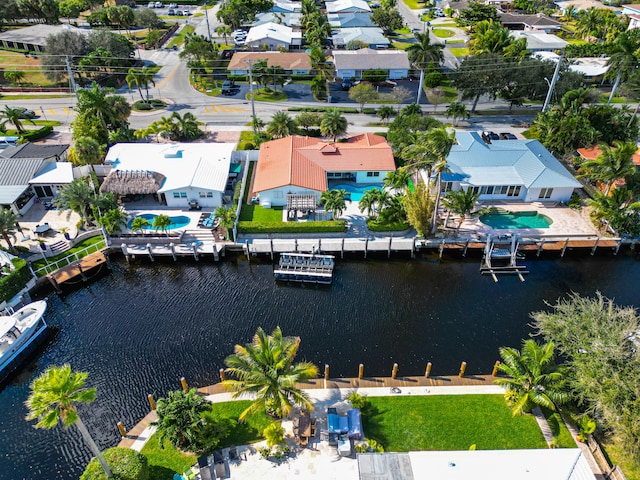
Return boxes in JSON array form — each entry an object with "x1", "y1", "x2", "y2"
[{"x1": 0, "y1": 251, "x2": 638, "y2": 480}]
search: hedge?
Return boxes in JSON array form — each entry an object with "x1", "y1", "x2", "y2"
[
  {"x1": 0, "y1": 259, "x2": 32, "y2": 303},
  {"x1": 80, "y1": 447, "x2": 148, "y2": 480},
  {"x1": 238, "y1": 220, "x2": 345, "y2": 233},
  {"x1": 367, "y1": 220, "x2": 411, "y2": 232},
  {"x1": 20, "y1": 126, "x2": 53, "y2": 142},
  {"x1": 288, "y1": 106, "x2": 377, "y2": 115}
]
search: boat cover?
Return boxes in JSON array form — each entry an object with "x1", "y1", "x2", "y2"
[
  {"x1": 347, "y1": 408, "x2": 362, "y2": 439},
  {"x1": 328, "y1": 413, "x2": 349, "y2": 434}
]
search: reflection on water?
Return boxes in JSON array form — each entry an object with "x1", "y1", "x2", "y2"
[{"x1": 0, "y1": 251, "x2": 639, "y2": 480}]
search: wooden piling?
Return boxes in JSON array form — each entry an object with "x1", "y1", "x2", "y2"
[
  {"x1": 212, "y1": 243, "x2": 219, "y2": 261},
  {"x1": 591, "y1": 237, "x2": 600, "y2": 256},
  {"x1": 245, "y1": 240, "x2": 250, "y2": 263},
  {"x1": 146, "y1": 243, "x2": 154, "y2": 262},
  {"x1": 169, "y1": 243, "x2": 176, "y2": 261},
  {"x1": 324, "y1": 364, "x2": 329, "y2": 388},
  {"x1": 561, "y1": 238, "x2": 569, "y2": 257},
  {"x1": 318, "y1": 238, "x2": 322, "y2": 253},
  {"x1": 219, "y1": 368, "x2": 226, "y2": 382},
  {"x1": 358, "y1": 363, "x2": 364, "y2": 379},
  {"x1": 425, "y1": 362, "x2": 432, "y2": 378},
  {"x1": 491, "y1": 361, "x2": 501, "y2": 376},
  {"x1": 462, "y1": 239, "x2": 469, "y2": 257},
  {"x1": 180, "y1": 377, "x2": 188, "y2": 392},
  {"x1": 536, "y1": 241, "x2": 544, "y2": 257},
  {"x1": 120, "y1": 243, "x2": 129, "y2": 263},
  {"x1": 191, "y1": 242, "x2": 199, "y2": 261},
  {"x1": 148, "y1": 394, "x2": 156, "y2": 410},
  {"x1": 459, "y1": 361, "x2": 467, "y2": 378},
  {"x1": 341, "y1": 238, "x2": 345, "y2": 259},
  {"x1": 269, "y1": 238, "x2": 274, "y2": 261},
  {"x1": 391, "y1": 363, "x2": 398, "y2": 379},
  {"x1": 439, "y1": 240, "x2": 445, "y2": 259},
  {"x1": 294, "y1": 238, "x2": 298, "y2": 252},
  {"x1": 615, "y1": 240, "x2": 621, "y2": 255},
  {"x1": 47, "y1": 274, "x2": 62, "y2": 294},
  {"x1": 117, "y1": 421, "x2": 127, "y2": 437},
  {"x1": 411, "y1": 236, "x2": 416, "y2": 259},
  {"x1": 388, "y1": 237, "x2": 392, "y2": 258}
]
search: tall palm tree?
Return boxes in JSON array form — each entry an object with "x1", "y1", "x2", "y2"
[
  {"x1": 215, "y1": 25, "x2": 232, "y2": 44},
  {"x1": 468, "y1": 20, "x2": 513, "y2": 55},
  {"x1": 442, "y1": 188, "x2": 480, "y2": 235},
  {"x1": 310, "y1": 74, "x2": 327, "y2": 100},
  {"x1": 384, "y1": 169, "x2": 411, "y2": 191},
  {"x1": 309, "y1": 46, "x2": 333, "y2": 82},
  {"x1": 377, "y1": 105, "x2": 395, "y2": 125},
  {"x1": 130, "y1": 216, "x2": 151, "y2": 234},
  {"x1": 214, "y1": 206, "x2": 237, "y2": 240},
  {"x1": 267, "y1": 111, "x2": 296, "y2": 139},
  {"x1": 153, "y1": 214, "x2": 172, "y2": 236},
  {"x1": 606, "y1": 30, "x2": 640, "y2": 103},
  {"x1": 25, "y1": 365, "x2": 113, "y2": 478},
  {"x1": 445, "y1": 102, "x2": 470, "y2": 127},
  {"x1": 223, "y1": 326, "x2": 318, "y2": 419},
  {"x1": 588, "y1": 187, "x2": 640, "y2": 233},
  {"x1": 170, "y1": 112, "x2": 203, "y2": 141},
  {"x1": 55, "y1": 179, "x2": 94, "y2": 228},
  {"x1": 319, "y1": 189, "x2": 347, "y2": 219},
  {"x1": 406, "y1": 32, "x2": 444, "y2": 103},
  {"x1": 125, "y1": 67, "x2": 156, "y2": 103},
  {"x1": 0, "y1": 106, "x2": 35, "y2": 134},
  {"x1": 98, "y1": 209, "x2": 127, "y2": 234},
  {"x1": 581, "y1": 141, "x2": 637, "y2": 195},
  {"x1": 495, "y1": 340, "x2": 570, "y2": 417},
  {"x1": 0, "y1": 207, "x2": 18, "y2": 252},
  {"x1": 423, "y1": 128, "x2": 455, "y2": 234},
  {"x1": 76, "y1": 82, "x2": 118, "y2": 141},
  {"x1": 320, "y1": 109, "x2": 348, "y2": 142},
  {"x1": 575, "y1": 7, "x2": 601, "y2": 41},
  {"x1": 359, "y1": 189, "x2": 380, "y2": 218}
]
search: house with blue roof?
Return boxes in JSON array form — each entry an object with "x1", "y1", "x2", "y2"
[{"x1": 428, "y1": 132, "x2": 581, "y2": 203}]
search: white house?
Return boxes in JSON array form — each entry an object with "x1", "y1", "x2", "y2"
[
  {"x1": 331, "y1": 28, "x2": 390, "y2": 49},
  {"x1": 245, "y1": 22, "x2": 303, "y2": 50},
  {"x1": 102, "y1": 143, "x2": 235, "y2": 209},
  {"x1": 270, "y1": 0, "x2": 302, "y2": 13},
  {"x1": 253, "y1": 134, "x2": 395, "y2": 208},
  {"x1": 535, "y1": 51, "x2": 610, "y2": 82},
  {"x1": 509, "y1": 31, "x2": 567, "y2": 52},
  {"x1": 333, "y1": 49, "x2": 410, "y2": 80},
  {"x1": 253, "y1": 12, "x2": 303, "y2": 28},
  {"x1": 426, "y1": 132, "x2": 581, "y2": 203},
  {"x1": 325, "y1": 0, "x2": 371, "y2": 14}
]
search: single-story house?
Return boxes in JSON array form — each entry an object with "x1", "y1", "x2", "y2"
[
  {"x1": 253, "y1": 12, "x2": 303, "y2": 28},
  {"x1": 576, "y1": 145, "x2": 640, "y2": 191},
  {"x1": 271, "y1": 0, "x2": 302, "y2": 13},
  {"x1": 358, "y1": 449, "x2": 595, "y2": 480},
  {"x1": 326, "y1": 0, "x2": 371, "y2": 14},
  {"x1": 328, "y1": 13, "x2": 375, "y2": 28},
  {"x1": 500, "y1": 13, "x2": 562, "y2": 32},
  {"x1": 0, "y1": 24, "x2": 90, "y2": 52},
  {"x1": 628, "y1": 13, "x2": 640, "y2": 30},
  {"x1": 245, "y1": 23, "x2": 303, "y2": 51},
  {"x1": 509, "y1": 31, "x2": 567, "y2": 52},
  {"x1": 331, "y1": 28, "x2": 390, "y2": 49},
  {"x1": 425, "y1": 131, "x2": 581, "y2": 203},
  {"x1": 535, "y1": 51, "x2": 610, "y2": 82},
  {"x1": 227, "y1": 52, "x2": 311, "y2": 76},
  {"x1": 333, "y1": 48, "x2": 410, "y2": 80},
  {"x1": 253, "y1": 134, "x2": 396, "y2": 208},
  {"x1": 102, "y1": 143, "x2": 235, "y2": 209},
  {"x1": 0, "y1": 143, "x2": 69, "y2": 163}
]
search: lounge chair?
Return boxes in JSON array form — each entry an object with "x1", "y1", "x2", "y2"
[
  {"x1": 213, "y1": 462, "x2": 228, "y2": 479},
  {"x1": 228, "y1": 447, "x2": 239, "y2": 463}
]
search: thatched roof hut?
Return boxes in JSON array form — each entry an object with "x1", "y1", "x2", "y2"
[{"x1": 100, "y1": 170, "x2": 166, "y2": 195}]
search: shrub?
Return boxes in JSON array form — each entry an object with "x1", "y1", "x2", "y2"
[
  {"x1": 263, "y1": 422, "x2": 285, "y2": 448},
  {"x1": 134, "y1": 101, "x2": 153, "y2": 110},
  {"x1": 347, "y1": 392, "x2": 368, "y2": 409},
  {"x1": 424, "y1": 72, "x2": 442, "y2": 88},
  {"x1": 367, "y1": 220, "x2": 410, "y2": 232},
  {"x1": 19, "y1": 126, "x2": 53, "y2": 143},
  {"x1": 0, "y1": 259, "x2": 32, "y2": 303},
  {"x1": 237, "y1": 221, "x2": 345, "y2": 233},
  {"x1": 80, "y1": 447, "x2": 148, "y2": 480}
]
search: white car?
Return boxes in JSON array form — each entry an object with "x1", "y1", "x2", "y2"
[
  {"x1": 168, "y1": 2, "x2": 177, "y2": 7},
  {"x1": 181, "y1": 9, "x2": 190, "y2": 15},
  {"x1": 154, "y1": 1, "x2": 163, "y2": 7}
]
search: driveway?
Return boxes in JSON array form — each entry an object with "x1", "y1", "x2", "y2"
[
  {"x1": 328, "y1": 79, "x2": 424, "y2": 105},
  {"x1": 219, "y1": 83, "x2": 314, "y2": 103}
]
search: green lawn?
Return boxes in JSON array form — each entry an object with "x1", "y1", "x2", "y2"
[
  {"x1": 445, "y1": 39, "x2": 465, "y2": 44},
  {"x1": 602, "y1": 440, "x2": 640, "y2": 480},
  {"x1": 0, "y1": 51, "x2": 61, "y2": 87},
  {"x1": 167, "y1": 24, "x2": 195, "y2": 48},
  {"x1": 31, "y1": 236, "x2": 106, "y2": 275},
  {"x1": 402, "y1": 0, "x2": 429, "y2": 9},
  {"x1": 392, "y1": 40, "x2": 413, "y2": 50},
  {"x1": 141, "y1": 434, "x2": 196, "y2": 480},
  {"x1": 249, "y1": 89, "x2": 288, "y2": 102},
  {"x1": 210, "y1": 400, "x2": 273, "y2": 448},
  {"x1": 240, "y1": 205, "x2": 284, "y2": 222},
  {"x1": 363, "y1": 395, "x2": 547, "y2": 451},
  {"x1": 540, "y1": 407, "x2": 576, "y2": 448},
  {"x1": 433, "y1": 28, "x2": 455, "y2": 38},
  {"x1": 0, "y1": 94, "x2": 73, "y2": 99},
  {"x1": 597, "y1": 94, "x2": 627, "y2": 104},
  {"x1": 450, "y1": 47, "x2": 470, "y2": 57}
]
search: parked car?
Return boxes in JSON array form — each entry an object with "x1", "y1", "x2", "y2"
[
  {"x1": 483, "y1": 131, "x2": 499, "y2": 141},
  {"x1": 341, "y1": 79, "x2": 353, "y2": 91},
  {"x1": 17, "y1": 107, "x2": 36, "y2": 119},
  {"x1": 181, "y1": 9, "x2": 190, "y2": 15},
  {"x1": 233, "y1": 29, "x2": 246, "y2": 37},
  {"x1": 147, "y1": 1, "x2": 154, "y2": 7},
  {"x1": 499, "y1": 132, "x2": 517, "y2": 140},
  {"x1": 168, "y1": 2, "x2": 177, "y2": 7},
  {"x1": 167, "y1": 8, "x2": 176, "y2": 15},
  {"x1": 154, "y1": 2, "x2": 163, "y2": 8},
  {"x1": 221, "y1": 80, "x2": 235, "y2": 94}
]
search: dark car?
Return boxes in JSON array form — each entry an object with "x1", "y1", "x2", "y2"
[
  {"x1": 483, "y1": 131, "x2": 499, "y2": 140},
  {"x1": 499, "y1": 132, "x2": 517, "y2": 140},
  {"x1": 341, "y1": 79, "x2": 352, "y2": 91},
  {"x1": 18, "y1": 107, "x2": 36, "y2": 119},
  {"x1": 221, "y1": 80, "x2": 235, "y2": 94}
]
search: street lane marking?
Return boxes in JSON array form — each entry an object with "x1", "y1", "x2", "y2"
[
  {"x1": 210, "y1": 105, "x2": 218, "y2": 112},
  {"x1": 63, "y1": 107, "x2": 71, "y2": 114},
  {"x1": 35, "y1": 110, "x2": 41, "y2": 115},
  {"x1": 204, "y1": 107, "x2": 210, "y2": 113},
  {"x1": 203, "y1": 105, "x2": 249, "y2": 114},
  {"x1": 49, "y1": 108, "x2": 55, "y2": 114}
]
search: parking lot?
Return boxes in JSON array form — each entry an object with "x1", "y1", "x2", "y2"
[
  {"x1": 327, "y1": 79, "x2": 424, "y2": 104},
  {"x1": 143, "y1": 2, "x2": 194, "y2": 16}
]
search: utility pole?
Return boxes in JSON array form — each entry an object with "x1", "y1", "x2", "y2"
[
  {"x1": 416, "y1": 67, "x2": 425, "y2": 105},
  {"x1": 65, "y1": 56, "x2": 78, "y2": 96},
  {"x1": 247, "y1": 59, "x2": 257, "y2": 134},
  {"x1": 203, "y1": 0, "x2": 212, "y2": 43},
  {"x1": 542, "y1": 54, "x2": 562, "y2": 113}
]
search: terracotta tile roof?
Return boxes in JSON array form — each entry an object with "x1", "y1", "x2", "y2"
[
  {"x1": 253, "y1": 134, "x2": 395, "y2": 193},
  {"x1": 227, "y1": 52, "x2": 311, "y2": 72},
  {"x1": 577, "y1": 145, "x2": 640, "y2": 165}
]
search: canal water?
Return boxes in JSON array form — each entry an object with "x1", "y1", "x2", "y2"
[{"x1": 0, "y1": 251, "x2": 638, "y2": 480}]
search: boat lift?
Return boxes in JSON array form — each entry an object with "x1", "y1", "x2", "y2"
[{"x1": 480, "y1": 235, "x2": 529, "y2": 282}]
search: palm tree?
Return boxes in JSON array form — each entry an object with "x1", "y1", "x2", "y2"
[
  {"x1": 73, "y1": 136, "x2": 103, "y2": 166},
  {"x1": 320, "y1": 109, "x2": 348, "y2": 142},
  {"x1": 377, "y1": 105, "x2": 395, "y2": 125},
  {"x1": 0, "y1": 207, "x2": 18, "y2": 252},
  {"x1": 130, "y1": 216, "x2": 151, "y2": 234},
  {"x1": 223, "y1": 326, "x2": 318, "y2": 419},
  {"x1": 384, "y1": 169, "x2": 411, "y2": 191},
  {"x1": 154, "y1": 389, "x2": 210, "y2": 452},
  {"x1": 75, "y1": 82, "x2": 118, "y2": 141},
  {"x1": 214, "y1": 206, "x2": 237, "y2": 240},
  {"x1": 495, "y1": 340, "x2": 570, "y2": 417},
  {"x1": 581, "y1": 141, "x2": 637, "y2": 195},
  {"x1": 575, "y1": 7, "x2": 601, "y2": 41},
  {"x1": 309, "y1": 46, "x2": 333, "y2": 82},
  {"x1": 25, "y1": 365, "x2": 113, "y2": 478},
  {"x1": 0, "y1": 106, "x2": 35, "y2": 134},
  {"x1": 468, "y1": 20, "x2": 513, "y2": 55},
  {"x1": 171, "y1": 112, "x2": 203, "y2": 141},
  {"x1": 442, "y1": 188, "x2": 480, "y2": 235},
  {"x1": 3, "y1": 71, "x2": 25, "y2": 85},
  {"x1": 126, "y1": 67, "x2": 156, "y2": 103},
  {"x1": 98, "y1": 209, "x2": 127, "y2": 234},
  {"x1": 359, "y1": 189, "x2": 380, "y2": 218},
  {"x1": 215, "y1": 25, "x2": 232, "y2": 44},
  {"x1": 406, "y1": 32, "x2": 444, "y2": 103},
  {"x1": 423, "y1": 128, "x2": 455, "y2": 234},
  {"x1": 55, "y1": 179, "x2": 94, "y2": 228},
  {"x1": 319, "y1": 189, "x2": 347, "y2": 219},
  {"x1": 588, "y1": 187, "x2": 640, "y2": 233},
  {"x1": 606, "y1": 30, "x2": 640, "y2": 103},
  {"x1": 310, "y1": 74, "x2": 327, "y2": 100},
  {"x1": 445, "y1": 102, "x2": 470, "y2": 127},
  {"x1": 267, "y1": 111, "x2": 296, "y2": 139},
  {"x1": 153, "y1": 214, "x2": 172, "y2": 235}
]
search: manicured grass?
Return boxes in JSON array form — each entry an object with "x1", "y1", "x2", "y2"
[
  {"x1": 450, "y1": 47, "x2": 469, "y2": 57},
  {"x1": 402, "y1": 0, "x2": 429, "y2": 9},
  {"x1": 0, "y1": 51, "x2": 60, "y2": 87},
  {"x1": 602, "y1": 440, "x2": 640, "y2": 480},
  {"x1": 521, "y1": 126, "x2": 540, "y2": 139},
  {"x1": 597, "y1": 94, "x2": 627, "y2": 104},
  {"x1": 210, "y1": 400, "x2": 272, "y2": 448},
  {"x1": 392, "y1": 40, "x2": 413, "y2": 50},
  {"x1": 445, "y1": 39, "x2": 465, "y2": 44},
  {"x1": 394, "y1": 26, "x2": 411, "y2": 35},
  {"x1": 167, "y1": 24, "x2": 195, "y2": 48},
  {"x1": 31, "y1": 236, "x2": 106, "y2": 275},
  {"x1": 249, "y1": 89, "x2": 288, "y2": 102},
  {"x1": 239, "y1": 205, "x2": 283, "y2": 222},
  {"x1": 141, "y1": 434, "x2": 196, "y2": 480},
  {"x1": 540, "y1": 407, "x2": 576, "y2": 448},
  {"x1": 32, "y1": 120, "x2": 61, "y2": 127},
  {"x1": 363, "y1": 395, "x2": 547, "y2": 451},
  {"x1": 433, "y1": 28, "x2": 455, "y2": 38}
]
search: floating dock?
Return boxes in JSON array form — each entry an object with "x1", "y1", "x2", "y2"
[
  {"x1": 46, "y1": 251, "x2": 109, "y2": 293},
  {"x1": 273, "y1": 253, "x2": 335, "y2": 284}
]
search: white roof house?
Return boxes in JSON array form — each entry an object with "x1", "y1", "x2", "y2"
[
  {"x1": 332, "y1": 28, "x2": 390, "y2": 48},
  {"x1": 254, "y1": 12, "x2": 303, "y2": 28},
  {"x1": 428, "y1": 132, "x2": 581, "y2": 203},
  {"x1": 510, "y1": 31, "x2": 568, "y2": 51},
  {"x1": 328, "y1": 13, "x2": 375, "y2": 28},
  {"x1": 271, "y1": 0, "x2": 303, "y2": 13},
  {"x1": 333, "y1": 49, "x2": 410, "y2": 80},
  {"x1": 535, "y1": 51, "x2": 610, "y2": 80},
  {"x1": 326, "y1": 0, "x2": 372, "y2": 14},
  {"x1": 245, "y1": 22, "x2": 303, "y2": 50},
  {"x1": 103, "y1": 143, "x2": 235, "y2": 208}
]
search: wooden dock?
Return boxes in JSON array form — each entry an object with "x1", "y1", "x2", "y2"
[
  {"x1": 117, "y1": 410, "x2": 157, "y2": 449},
  {"x1": 46, "y1": 250, "x2": 109, "y2": 291}
]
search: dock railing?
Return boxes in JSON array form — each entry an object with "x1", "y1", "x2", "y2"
[{"x1": 33, "y1": 238, "x2": 108, "y2": 277}]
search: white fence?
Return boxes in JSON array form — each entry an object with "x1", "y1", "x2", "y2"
[{"x1": 33, "y1": 238, "x2": 107, "y2": 277}]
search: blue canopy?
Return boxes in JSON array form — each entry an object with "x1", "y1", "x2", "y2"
[
  {"x1": 347, "y1": 408, "x2": 362, "y2": 440},
  {"x1": 328, "y1": 413, "x2": 349, "y2": 434}
]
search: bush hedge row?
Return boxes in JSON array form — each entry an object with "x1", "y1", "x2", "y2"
[
  {"x1": 80, "y1": 447, "x2": 148, "y2": 480},
  {"x1": 288, "y1": 106, "x2": 377, "y2": 115},
  {"x1": 238, "y1": 220, "x2": 345, "y2": 233},
  {"x1": 0, "y1": 259, "x2": 32, "y2": 303},
  {"x1": 367, "y1": 220, "x2": 411, "y2": 232},
  {"x1": 20, "y1": 126, "x2": 53, "y2": 143}
]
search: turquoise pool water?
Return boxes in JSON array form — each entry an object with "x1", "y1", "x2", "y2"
[
  {"x1": 332, "y1": 184, "x2": 383, "y2": 202},
  {"x1": 127, "y1": 213, "x2": 191, "y2": 231},
  {"x1": 480, "y1": 211, "x2": 552, "y2": 229}
]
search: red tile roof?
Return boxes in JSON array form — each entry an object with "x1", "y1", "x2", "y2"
[
  {"x1": 577, "y1": 145, "x2": 640, "y2": 165},
  {"x1": 253, "y1": 134, "x2": 395, "y2": 193}
]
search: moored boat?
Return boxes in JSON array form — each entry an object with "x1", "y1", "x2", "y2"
[{"x1": 0, "y1": 300, "x2": 48, "y2": 383}]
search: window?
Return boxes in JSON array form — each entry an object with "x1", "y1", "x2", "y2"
[
  {"x1": 181, "y1": 192, "x2": 187, "y2": 198},
  {"x1": 506, "y1": 186, "x2": 521, "y2": 197},
  {"x1": 441, "y1": 182, "x2": 453, "y2": 192},
  {"x1": 538, "y1": 188, "x2": 553, "y2": 199},
  {"x1": 470, "y1": 186, "x2": 480, "y2": 195},
  {"x1": 366, "y1": 171, "x2": 380, "y2": 177},
  {"x1": 199, "y1": 192, "x2": 206, "y2": 198},
  {"x1": 480, "y1": 186, "x2": 494, "y2": 195},
  {"x1": 173, "y1": 192, "x2": 181, "y2": 198},
  {"x1": 499, "y1": 186, "x2": 508, "y2": 195}
]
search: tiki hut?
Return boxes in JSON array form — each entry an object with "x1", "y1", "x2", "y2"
[{"x1": 100, "y1": 170, "x2": 166, "y2": 196}]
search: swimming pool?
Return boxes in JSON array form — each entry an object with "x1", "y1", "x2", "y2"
[
  {"x1": 127, "y1": 213, "x2": 191, "y2": 231},
  {"x1": 480, "y1": 211, "x2": 553, "y2": 229},
  {"x1": 331, "y1": 184, "x2": 383, "y2": 202}
]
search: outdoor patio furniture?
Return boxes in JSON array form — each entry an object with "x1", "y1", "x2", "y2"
[
  {"x1": 228, "y1": 447, "x2": 239, "y2": 463},
  {"x1": 347, "y1": 408, "x2": 362, "y2": 440},
  {"x1": 34, "y1": 223, "x2": 50, "y2": 234},
  {"x1": 197, "y1": 455, "x2": 213, "y2": 480},
  {"x1": 212, "y1": 450, "x2": 225, "y2": 465},
  {"x1": 213, "y1": 462, "x2": 228, "y2": 480}
]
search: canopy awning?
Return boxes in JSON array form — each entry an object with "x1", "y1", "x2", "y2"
[
  {"x1": 99, "y1": 170, "x2": 166, "y2": 195},
  {"x1": 287, "y1": 194, "x2": 316, "y2": 211}
]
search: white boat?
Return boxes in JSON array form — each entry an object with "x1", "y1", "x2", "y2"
[{"x1": 0, "y1": 300, "x2": 48, "y2": 383}]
